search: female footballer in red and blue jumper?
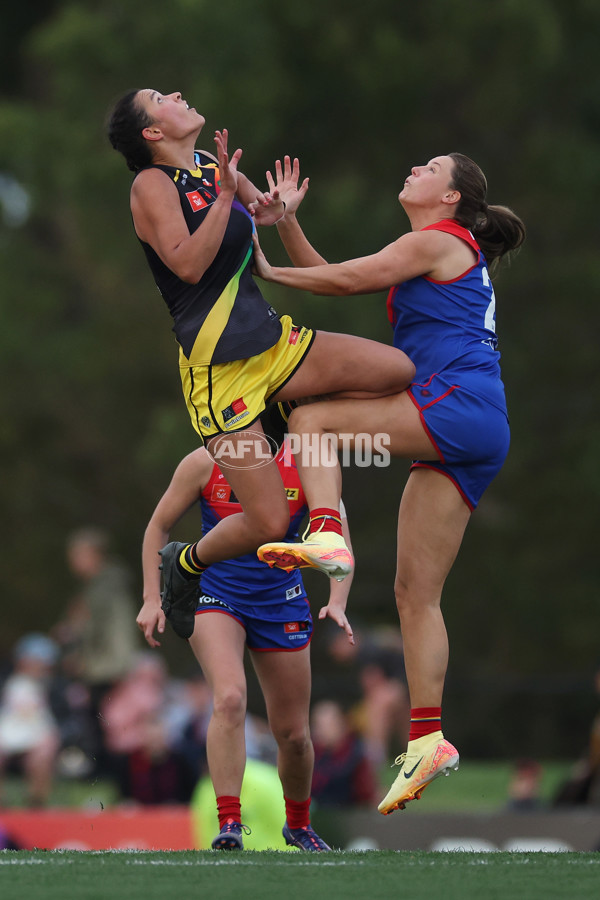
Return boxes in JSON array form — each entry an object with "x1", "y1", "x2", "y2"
[
  {"x1": 137, "y1": 407, "x2": 354, "y2": 851},
  {"x1": 253, "y1": 153, "x2": 525, "y2": 815}
]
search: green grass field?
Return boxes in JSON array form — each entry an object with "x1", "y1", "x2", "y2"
[{"x1": 1, "y1": 849, "x2": 600, "y2": 900}]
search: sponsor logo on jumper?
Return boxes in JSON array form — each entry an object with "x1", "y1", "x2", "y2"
[
  {"x1": 288, "y1": 326, "x2": 301, "y2": 346},
  {"x1": 211, "y1": 484, "x2": 231, "y2": 502},
  {"x1": 285, "y1": 584, "x2": 302, "y2": 601},
  {"x1": 285, "y1": 488, "x2": 299, "y2": 501},
  {"x1": 186, "y1": 190, "x2": 208, "y2": 212}
]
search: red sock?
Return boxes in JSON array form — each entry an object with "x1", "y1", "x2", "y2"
[
  {"x1": 308, "y1": 507, "x2": 343, "y2": 537},
  {"x1": 216, "y1": 795, "x2": 241, "y2": 828},
  {"x1": 284, "y1": 796, "x2": 311, "y2": 829},
  {"x1": 409, "y1": 707, "x2": 442, "y2": 741}
]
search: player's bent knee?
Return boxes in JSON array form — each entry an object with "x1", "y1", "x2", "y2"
[
  {"x1": 212, "y1": 686, "x2": 247, "y2": 724},
  {"x1": 249, "y1": 508, "x2": 290, "y2": 544}
]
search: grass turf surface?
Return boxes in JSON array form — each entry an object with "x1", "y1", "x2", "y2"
[{"x1": 1, "y1": 850, "x2": 600, "y2": 900}]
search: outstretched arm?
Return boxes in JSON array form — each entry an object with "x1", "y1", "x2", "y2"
[
  {"x1": 267, "y1": 156, "x2": 327, "y2": 267},
  {"x1": 252, "y1": 228, "x2": 450, "y2": 296}
]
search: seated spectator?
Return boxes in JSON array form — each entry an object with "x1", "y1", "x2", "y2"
[
  {"x1": 310, "y1": 700, "x2": 377, "y2": 808},
  {"x1": 112, "y1": 713, "x2": 198, "y2": 805},
  {"x1": 100, "y1": 653, "x2": 168, "y2": 758},
  {"x1": 0, "y1": 633, "x2": 61, "y2": 806}
]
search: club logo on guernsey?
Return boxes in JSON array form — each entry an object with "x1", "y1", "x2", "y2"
[{"x1": 285, "y1": 584, "x2": 302, "y2": 601}]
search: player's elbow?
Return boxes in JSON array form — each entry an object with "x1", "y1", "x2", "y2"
[{"x1": 176, "y1": 264, "x2": 203, "y2": 284}]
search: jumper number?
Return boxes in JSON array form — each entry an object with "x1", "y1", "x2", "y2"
[{"x1": 482, "y1": 267, "x2": 496, "y2": 333}]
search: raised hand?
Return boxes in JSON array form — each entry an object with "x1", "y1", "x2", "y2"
[
  {"x1": 266, "y1": 155, "x2": 310, "y2": 217},
  {"x1": 249, "y1": 190, "x2": 286, "y2": 226},
  {"x1": 214, "y1": 128, "x2": 242, "y2": 195}
]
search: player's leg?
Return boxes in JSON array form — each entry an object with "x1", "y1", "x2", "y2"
[
  {"x1": 188, "y1": 611, "x2": 249, "y2": 848},
  {"x1": 258, "y1": 392, "x2": 435, "y2": 579},
  {"x1": 251, "y1": 646, "x2": 330, "y2": 851},
  {"x1": 378, "y1": 468, "x2": 469, "y2": 814},
  {"x1": 271, "y1": 330, "x2": 415, "y2": 401},
  {"x1": 160, "y1": 422, "x2": 291, "y2": 638}
]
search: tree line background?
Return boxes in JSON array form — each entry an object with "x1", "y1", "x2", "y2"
[{"x1": 1, "y1": 0, "x2": 599, "y2": 758}]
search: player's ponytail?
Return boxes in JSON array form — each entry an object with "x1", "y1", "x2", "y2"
[
  {"x1": 106, "y1": 90, "x2": 155, "y2": 174},
  {"x1": 448, "y1": 152, "x2": 525, "y2": 273}
]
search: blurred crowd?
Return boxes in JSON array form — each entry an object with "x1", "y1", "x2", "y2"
[
  {"x1": 0, "y1": 526, "x2": 412, "y2": 812},
  {"x1": 3, "y1": 525, "x2": 600, "y2": 822}
]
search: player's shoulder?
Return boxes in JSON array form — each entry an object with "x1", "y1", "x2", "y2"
[{"x1": 130, "y1": 166, "x2": 178, "y2": 204}]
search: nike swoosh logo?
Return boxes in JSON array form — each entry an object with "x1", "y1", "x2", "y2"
[{"x1": 403, "y1": 756, "x2": 424, "y2": 779}]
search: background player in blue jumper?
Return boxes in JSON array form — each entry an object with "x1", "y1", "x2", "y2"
[
  {"x1": 252, "y1": 152, "x2": 525, "y2": 815},
  {"x1": 137, "y1": 409, "x2": 354, "y2": 852}
]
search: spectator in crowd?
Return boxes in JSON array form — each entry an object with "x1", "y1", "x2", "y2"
[
  {"x1": 112, "y1": 712, "x2": 198, "y2": 805},
  {"x1": 506, "y1": 758, "x2": 543, "y2": 812},
  {"x1": 0, "y1": 633, "x2": 61, "y2": 806},
  {"x1": 100, "y1": 652, "x2": 169, "y2": 759},
  {"x1": 554, "y1": 664, "x2": 600, "y2": 807},
  {"x1": 352, "y1": 646, "x2": 410, "y2": 772},
  {"x1": 310, "y1": 699, "x2": 377, "y2": 808},
  {"x1": 53, "y1": 527, "x2": 142, "y2": 772},
  {"x1": 172, "y1": 672, "x2": 212, "y2": 781},
  {"x1": 325, "y1": 624, "x2": 409, "y2": 771}
]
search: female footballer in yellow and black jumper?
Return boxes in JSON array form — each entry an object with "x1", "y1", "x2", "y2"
[{"x1": 107, "y1": 90, "x2": 413, "y2": 636}]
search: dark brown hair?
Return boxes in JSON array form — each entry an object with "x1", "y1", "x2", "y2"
[
  {"x1": 448, "y1": 152, "x2": 525, "y2": 272},
  {"x1": 106, "y1": 90, "x2": 154, "y2": 173}
]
